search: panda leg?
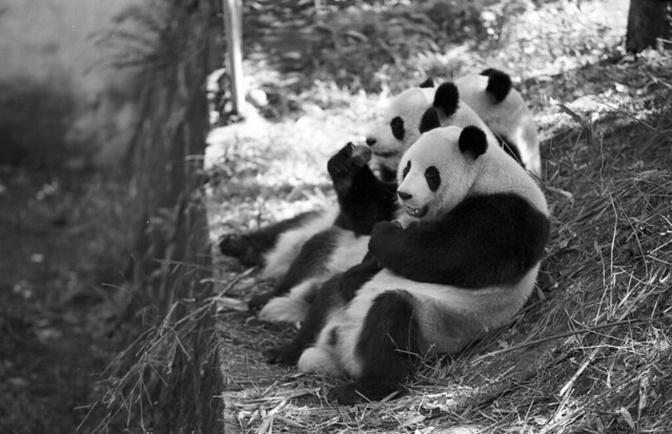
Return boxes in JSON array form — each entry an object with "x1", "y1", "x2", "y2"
[
  {"x1": 249, "y1": 228, "x2": 338, "y2": 311},
  {"x1": 265, "y1": 278, "x2": 345, "y2": 365},
  {"x1": 219, "y1": 210, "x2": 321, "y2": 266},
  {"x1": 329, "y1": 290, "x2": 419, "y2": 404}
]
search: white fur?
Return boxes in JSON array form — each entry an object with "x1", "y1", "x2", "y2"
[
  {"x1": 258, "y1": 279, "x2": 316, "y2": 323},
  {"x1": 297, "y1": 346, "x2": 343, "y2": 376},
  {"x1": 261, "y1": 205, "x2": 339, "y2": 280},
  {"x1": 455, "y1": 74, "x2": 541, "y2": 177}
]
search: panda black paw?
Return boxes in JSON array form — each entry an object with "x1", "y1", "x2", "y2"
[
  {"x1": 218, "y1": 234, "x2": 264, "y2": 266},
  {"x1": 328, "y1": 380, "x2": 401, "y2": 405},
  {"x1": 248, "y1": 291, "x2": 275, "y2": 311},
  {"x1": 264, "y1": 344, "x2": 301, "y2": 366},
  {"x1": 327, "y1": 143, "x2": 371, "y2": 194}
]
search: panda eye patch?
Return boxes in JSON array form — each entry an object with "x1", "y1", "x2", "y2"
[
  {"x1": 402, "y1": 161, "x2": 411, "y2": 180},
  {"x1": 425, "y1": 166, "x2": 441, "y2": 191},
  {"x1": 390, "y1": 116, "x2": 405, "y2": 141}
]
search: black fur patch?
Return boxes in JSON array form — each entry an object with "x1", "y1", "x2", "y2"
[
  {"x1": 458, "y1": 126, "x2": 488, "y2": 158},
  {"x1": 337, "y1": 290, "x2": 418, "y2": 403},
  {"x1": 328, "y1": 327, "x2": 339, "y2": 347},
  {"x1": 329, "y1": 378, "x2": 402, "y2": 405},
  {"x1": 496, "y1": 134, "x2": 524, "y2": 167},
  {"x1": 328, "y1": 143, "x2": 398, "y2": 235},
  {"x1": 419, "y1": 107, "x2": 441, "y2": 133},
  {"x1": 425, "y1": 166, "x2": 441, "y2": 191},
  {"x1": 337, "y1": 255, "x2": 383, "y2": 301},
  {"x1": 368, "y1": 192, "x2": 550, "y2": 288},
  {"x1": 402, "y1": 161, "x2": 411, "y2": 180},
  {"x1": 433, "y1": 82, "x2": 459, "y2": 117},
  {"x1": 418, "y1": 77, "x2": 434, "y2": 88},
  {"x1": 481, "y1": 68, "x2": 512, "y2": 103},
  {"x1": 378, "y1": 166, "x2": 397, "y2": 183},
  {"x1": 390, "y1": 116, "x2": 405, "y2": 140}
]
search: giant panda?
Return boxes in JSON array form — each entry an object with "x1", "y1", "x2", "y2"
[
  {"x1": 254, "y1": 81, "x2": 501, "y2": 323},
  {"x1": 455, "y1": 69, "x2": 541, "y2": 177},
  {"x1": 366, "y1": 69, "x2": 541, "y2": 179},
  {"x1": 267, "y1": 122, "x2": 549, "y2": 404}
]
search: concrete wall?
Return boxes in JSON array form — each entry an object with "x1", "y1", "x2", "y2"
[{"x1": 0, "y1": 0, "x2": 143, "y2": 167}]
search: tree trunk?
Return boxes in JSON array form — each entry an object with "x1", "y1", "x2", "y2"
[
  {"x1": 104, "y1": 1, "x2": 224, "y2": 432},
  {"x1": 625, "y1": 0, "x2": 671, "y2": 53}
]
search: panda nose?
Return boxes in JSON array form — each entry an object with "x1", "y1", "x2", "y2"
[
  {"x1": 365, "y1": 137, "x2": 377, "y2": 146},
  {"x1": 397, "y1": 190, "x2": 412, "y2": 201}
]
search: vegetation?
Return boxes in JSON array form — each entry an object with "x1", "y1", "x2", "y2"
[{"x1": 1, "y1": 0, "x2": 670, "y2": 432}]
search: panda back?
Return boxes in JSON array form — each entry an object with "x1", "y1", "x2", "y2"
[{"x1": 471, "y1": 141, "x2": 548, "y2": 216}]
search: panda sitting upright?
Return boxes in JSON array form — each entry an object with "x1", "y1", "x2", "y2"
[{"x1": 268, "y1": 120, "x2": 549, "y2": 404}]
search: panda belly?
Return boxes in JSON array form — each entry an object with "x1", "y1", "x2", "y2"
[
  {"x1": 259, "y1": 228, "x2": 370, "y2": 323},
  {"x1": 261, "y1": 205, "x2": 339, "y2": 280},
  {"x1": 298, "y1": 264, "x2": 539, "y2": 378}
]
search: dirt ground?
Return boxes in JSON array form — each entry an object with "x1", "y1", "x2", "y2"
[{"x1": 0, "y1": 167, "x2": 129, "y2": 433}]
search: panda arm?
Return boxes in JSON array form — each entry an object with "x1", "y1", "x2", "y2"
[
  {"x1": 328, "y1": 143, "x2": 398, "y2": 235},
  {"x1": 336, "y1": 253, "x2": 384, "y2": 301},
  {"x1": 369, "y1": 193, "x2": 550, "y2": 288}
]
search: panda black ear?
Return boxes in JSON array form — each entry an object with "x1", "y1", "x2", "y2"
[
  {"x1": 418, "y1": 77, "x2": 434, "y2": 88},
  {"x1": 419, "y1": 107, "x2": 440, "y2": 133},
  {"x1": 480, "y1": 68, "x2": 512, "y2": 103},
  {"x1": 433, "y1": 82, "x2": 459, "y2": 118},
  {"x1": 458, "y1": 126, "x2": 488, "y2": 158}
]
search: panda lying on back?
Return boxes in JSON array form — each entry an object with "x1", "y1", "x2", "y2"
[{"x1": 266, "y1": 121, "x2": 550, "y2": 404}]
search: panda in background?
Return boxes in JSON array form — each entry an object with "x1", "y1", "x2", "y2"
[
  {"x1": 455, "y1": 69, "x2": 541, "y2": 178},
  {"x1": 268, "y1": 122, "x2": 549, "y2": 404},
  {"x1": 366, "y1": 69, "x2": 541, "y2": 179},
  {"x1": 253, "y1": 81, "x2": 501, "y2": 323}
]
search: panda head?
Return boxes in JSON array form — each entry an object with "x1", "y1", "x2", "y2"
[
  {"x1": 365, "y1": 80, "x2": 460, "y2": 182},
  {"x1": 396, "y1": 125, "x2": 488, "y2": 222}
]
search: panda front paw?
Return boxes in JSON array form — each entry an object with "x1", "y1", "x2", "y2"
[
  {"x1": 264, "y1": 344, "x2": 301, "y2": 366},
  {"x1": 327, "y1": 143, "x2": 372, "y2": 194},
  {"x1": 369, "y1": 221, "x2": 405, "y2": 265},
  {"x1": 218, "y1": 233, "x2": 264, "y2": 266},
  {"x1": 248, "y1": 291, "x2": 275, "y2": 311},
  {"x1": 370, "y1": 220, "x2": 403, "y2": 243}
]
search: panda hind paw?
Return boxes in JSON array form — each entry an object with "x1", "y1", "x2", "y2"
[
  {"x1": 328, "y1": 380, "x2": 402, "y2": 405},
  {"x1": 264, "y1": 344, "x2": 301, "y2": 366},
  {"x1": 218, "y1": 234, "x2": 263, "y2": 266},
  {"x1": 248, "y1": 291, "x2": 274, "y2": 311}
]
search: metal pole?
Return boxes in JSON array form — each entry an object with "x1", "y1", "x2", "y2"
[{"x1": 222, "y1": 0, "x2": 244, "y2": 115}]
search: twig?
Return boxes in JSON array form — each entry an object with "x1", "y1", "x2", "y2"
[{"x1": 473, "y1": 317, "x2": 650, "y2": 362}]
